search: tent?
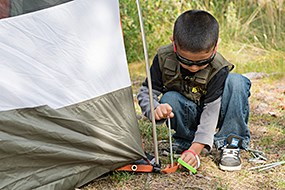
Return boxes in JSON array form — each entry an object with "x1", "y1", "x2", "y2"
[{"x1": 0, "y1": 0, "x2": 147, "y2": 189}]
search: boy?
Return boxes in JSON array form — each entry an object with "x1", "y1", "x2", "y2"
[{"x1": 137, "y1": 10, "x2": 251, "y2": 171}]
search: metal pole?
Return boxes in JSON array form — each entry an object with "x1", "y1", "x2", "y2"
[
  {"x1": 136, "y1": 0, "x2": 159, "y2": 165},
  {"x1": 168, "y1": 118, "x2": 174, "y2": 167}
]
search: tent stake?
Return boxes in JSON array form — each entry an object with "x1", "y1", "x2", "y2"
[{"x1": 136, "y1": 0, "x2": 159, "y2": 165}]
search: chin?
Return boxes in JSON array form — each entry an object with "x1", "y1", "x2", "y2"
[{"x1": 188, "y1": 69, "x2": 200, "y2": 73}]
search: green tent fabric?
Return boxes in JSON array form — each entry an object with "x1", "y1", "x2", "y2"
[
  {"x1": 0, "y1": 0, "x2": 146, "y2": 189},
  {"x1": 9, "y1": 0, "x2": 73, "y2": 16},
  {"x1": 1, "y1": 88, "x2": 145, "y2": 189}
]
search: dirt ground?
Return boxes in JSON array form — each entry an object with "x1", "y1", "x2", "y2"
[{"x1": 83, "y1": 74, "x2": 285, "y2": 190}]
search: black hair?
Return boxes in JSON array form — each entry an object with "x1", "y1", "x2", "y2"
[{"x1": 173, "y1": 10, "x2": 219, "y2": 52}]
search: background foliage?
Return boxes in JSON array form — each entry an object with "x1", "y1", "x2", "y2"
[{"x1": 119, "y1": 0, "x2": 285, "y2": 73}]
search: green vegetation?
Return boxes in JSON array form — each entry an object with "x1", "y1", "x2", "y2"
[
  {"x1": 110, "y1": 171, "x2": 133, "y2": 182},
  {"x1": 250, "y1": 113, "x2": 285, "y2": 150},
  {"x1": 120, "y1": 0, "x2": 285, "y2": 75}
]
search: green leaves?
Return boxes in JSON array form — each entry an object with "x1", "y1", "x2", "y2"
[{"x1": 119, "y1": 0, "x2": 285, "y2": 63}]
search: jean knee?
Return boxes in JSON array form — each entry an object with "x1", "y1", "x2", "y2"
[
  {"x1": 160, "y1": 91, "x2": 181, "y2": 104},
  {"x1": 227, "y1": 73, "x2": 251, "y2": 93},
  {"x1": 161, "y1": 91, "x2": 198, "y2": 113}
]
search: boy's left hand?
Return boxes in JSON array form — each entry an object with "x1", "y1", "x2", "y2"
[
  {"x1": 180, "y1": 150, "x2": 198, "y2": 168},
  {"x1": 180, "y1": 143, "x2": 204, "y2": 169}
]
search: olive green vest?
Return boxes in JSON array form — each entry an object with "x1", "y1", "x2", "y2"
[{"x1": 157, "y1": 44, "x2": 234, "y2": 104}]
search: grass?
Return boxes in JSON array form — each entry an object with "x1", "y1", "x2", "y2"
[
  {"x1": 250, "y1": 113, "x2": 285, "y2": 149},
  {"x1": 216, "y1": 41, "x2": 285, "y2": 74},
  {"x1": 110, "y1": 171, "x2": 133, "y2": 183}
]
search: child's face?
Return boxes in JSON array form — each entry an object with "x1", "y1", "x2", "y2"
[
  {"x1": 180, "y1": 60, "x2": 209, "y2": 73},
  {"x1": 176, "y1": 46, "x2": 216, "y2": 73}
]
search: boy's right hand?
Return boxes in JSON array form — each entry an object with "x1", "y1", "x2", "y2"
[{"x1": 154, "y1": 103, "x2": 174, "y2": 120}]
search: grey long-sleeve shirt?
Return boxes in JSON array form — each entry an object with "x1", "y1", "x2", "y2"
[{"x1": 137, "y1": 54, "x2": 229, "y2": 150}]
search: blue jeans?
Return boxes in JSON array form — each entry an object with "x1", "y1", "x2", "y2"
[{"x1": 160, "y1": 73, "x2": 251, "y2": 150}]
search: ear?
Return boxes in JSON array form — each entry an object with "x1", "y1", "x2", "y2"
[
  {"x1": 169, "y1": 35, "x2": 174, "y2": 42},
  {"x1": 215, "y1": 38, "x2": 221, "y2": 51},
  {"x1": 170, "y1": 35, "x2": 177, "y2": 52}
]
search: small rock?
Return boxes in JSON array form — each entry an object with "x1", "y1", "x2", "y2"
[
  {"x1": 255, "y1": 102, "x2": 269, "y2": 114},
  {"x1": 268, "y1": 111, "x2": 277, "y2": 117},
  {"x1": 243, "y1": 72, "x2": 269, "y2": 80}
]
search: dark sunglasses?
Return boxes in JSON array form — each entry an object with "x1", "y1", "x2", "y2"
[{"x1": 174, "y1": 43, "x2": 216, "y2": 66}]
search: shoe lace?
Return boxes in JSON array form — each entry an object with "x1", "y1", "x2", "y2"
[{"x1": 222, "y1": 148, "x2": 240, "y2": 159}]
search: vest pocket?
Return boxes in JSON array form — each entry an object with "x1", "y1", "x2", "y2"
[{"x1": 164, "y1": 58, "x2": 177, "y2": 76}]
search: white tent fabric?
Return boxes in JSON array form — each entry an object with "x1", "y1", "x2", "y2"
[{"x1": 0, "y1": 0, "x2": 130, "y2": 111}]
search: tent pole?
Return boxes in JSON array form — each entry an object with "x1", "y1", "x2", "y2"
[{"x1": 136, "y1": 0, "x2": 159, "y2": 165}]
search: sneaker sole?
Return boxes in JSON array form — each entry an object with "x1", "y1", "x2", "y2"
[{"x1": 219, "y1": 164, "x2": 241, "y2": 171}]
